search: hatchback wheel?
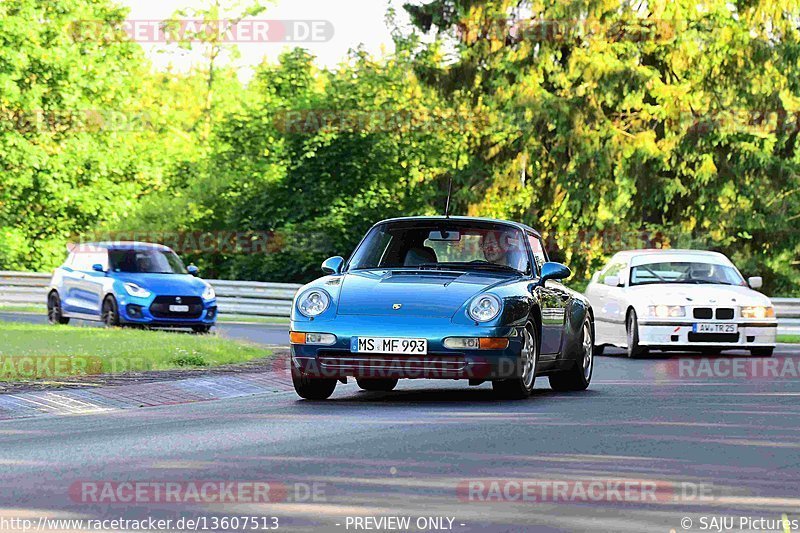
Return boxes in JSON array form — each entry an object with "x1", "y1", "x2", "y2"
[
  {"x1": 102, "y1": 296, "x2": 121, "y2": 327},
  {"x1": 47, "y1": 292, "x2": 70, "y2": 325}
]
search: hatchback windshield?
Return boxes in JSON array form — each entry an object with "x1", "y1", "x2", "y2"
[
  {"x1": 109, "y1": 249, "x2": 188, "y2": 274},
  {"x1": 348, "y1": 221, "x2": 531, "y2": 274},
  {"x1": 630, "y1": 261, "x2": 745, "y2": 286}
]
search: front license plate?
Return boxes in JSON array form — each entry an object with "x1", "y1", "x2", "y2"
[
  {"x1": 693, "y1": 323, "x2": 737, "y2": 333},
  {"x1": 351, "y1": 337, "x2": 427, "y2": 355},
  {"x1": 169, "y1": 305, "x2": 190, "y2": 313}
]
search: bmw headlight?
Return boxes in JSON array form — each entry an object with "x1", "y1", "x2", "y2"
[
  {"x1": 648, "y1": 305, "x2": 685, "y2": 318},
  {"x1": 469, "y1": 294, "x2": 502, "y2": 322},
  {"x1": 202, "y1": 284, "x2": 216, "y2": 301},
  {"x1": 741, "y1": 306, "x2": 775, "y2": 319},
  {"x1": 297, "y1": 289, "x2": 331, "y2": 317},
  {"x1": 123, "y1": 283, "x2": 151, "y2": 298}
]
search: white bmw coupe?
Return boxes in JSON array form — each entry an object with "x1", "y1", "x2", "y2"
[{"x1": 585, "y1": 250, "x2": 777, "y2": 358}]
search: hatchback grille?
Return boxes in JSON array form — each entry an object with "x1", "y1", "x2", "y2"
[{"x1": 150, "y1": 296, "x2": 204, "y2": 319}]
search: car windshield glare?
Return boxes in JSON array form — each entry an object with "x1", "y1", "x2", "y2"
[
  {"x1": 109, "y1": 249, "x2": 188, "y2": 274},
  {"x1": 630, "y1": 261, "x2": 745, "y2": 286},
  {"x1": 348, "y1": 221, "x2": 531, "y2": 275}
]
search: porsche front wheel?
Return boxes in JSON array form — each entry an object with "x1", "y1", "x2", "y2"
[
  {"x1": 492, "y1": 323, "x2": 538, "y2": 400},
  {"x1": 292, "y1": 366, "x2": 337, "y2": 400}
]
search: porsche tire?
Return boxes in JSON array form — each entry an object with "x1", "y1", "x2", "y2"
[
  {"x1": 292, "y1": 366, "x2": 336, "y2": 400},
  {"x1": 492, "y1": 322, "x2": 537, "y2": 400},
  {"x1": 550, "y1": 317, "x2": 594, "y2": 391},
  {"x1": 356, "y1": 378, "x2": 398, "y2": 392}
]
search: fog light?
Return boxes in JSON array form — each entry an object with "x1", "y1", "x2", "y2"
[
  {"x1": 126, "y1": 304, "x2": 143, "y2": 318},
  {"x1": 289, "y1": 332, "x2": 336, "y2": 345},
  {"x1": 444, "y1": 337, "x2": 509, "y2": 350},
  {"x1": 741, "y1": 306, "x2": 775, "y2": 319}
]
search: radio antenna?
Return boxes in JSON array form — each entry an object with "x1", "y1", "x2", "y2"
[{"x1": 444, "y1": 176, "x2": 453, "y2": 218}]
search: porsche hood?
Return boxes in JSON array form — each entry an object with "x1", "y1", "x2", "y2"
[{"x1": 336, "y1": 270, "x2": 508, "y2": 318}]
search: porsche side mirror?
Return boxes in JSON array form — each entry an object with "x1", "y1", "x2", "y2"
[
  {"x1": 748, "y1": 276, "x2": 763, "y2": 290},
  {"x1": 187, "y1": 265, "x2": 199, "y2": 276},
  {"x1": 603, "y1": 275, "x2": 621, "y2": 287},
  {"x1": 92, "y1": 263, "x2": 105, "y2": 273},
  {"x1": 539, "y1": 262, "x2": 571, "y2": 286},
  {"x1": 322, "y1": 256, "x2": 344, "y2": 275}
]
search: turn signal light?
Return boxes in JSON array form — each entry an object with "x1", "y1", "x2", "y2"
[
  {"x1": 289, "y1": 332, "x2": 337, "y2": 345},
  {"x1": 444, "y1": 337, "x2": 509, "y2": 350}
]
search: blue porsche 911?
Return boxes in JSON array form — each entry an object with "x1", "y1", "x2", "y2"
[
  {"x1": 47, "y1": 242, "x2": 217, "y2": 333},
  {"x1": 290, "y1": 216, "x2": 595, "y2": 400}
]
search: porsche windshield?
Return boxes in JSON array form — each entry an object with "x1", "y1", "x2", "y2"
[
  {"x1": 630, "y1": 261, "x2": 745, "y2": 286},
  {"x1": 348, "y1": 221, "x2": 531, "y2": 274}
]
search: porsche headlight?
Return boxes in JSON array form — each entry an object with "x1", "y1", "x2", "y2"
[
  {"x1": 202, "y1": 284, "x2": 216, "y2": 301},
  {"x1": 297, "y1": 289, "x2": 331, "y2": 317},
  {"x1": 648, "y1": 305, "x2": 685, "y2": 318},
  {"x1": 741, "y1": 306, "x2": 775, "y2": 319},
  {"x1": 123, "y1": 283, "x2": 151, "y2": 298},
  {"x1": 469, "y1": 294, "x2": 502, "y2": 323}
]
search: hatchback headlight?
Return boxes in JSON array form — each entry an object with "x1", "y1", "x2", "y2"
[
  {"x1": 648, "y1": 305, "x2": 685, "y2": 318},
  {"x1": 202, "y1": 284, "x2": 216, "y2": 301},
  {"x1": 297, "y1": 289, "x2": 331, "y2": 317},
  {"x1": 741, "y1": 306, "x2": 775, "y2": 319},
  {"x1": 468, "y1": 294, "x2": 502, "y2": 322},
  {"x1": 123, "y1": 283, "x2": 151, "y2": 298}
]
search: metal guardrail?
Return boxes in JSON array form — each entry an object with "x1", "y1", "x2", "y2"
[
  {"x1": 0, "y1": 271, "x2": 301, "y2": 318},
  {"x1": 1, "y1": 271, "x2": 799, "y2": 324}
]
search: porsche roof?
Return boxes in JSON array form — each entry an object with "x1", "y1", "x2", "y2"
[{"x1": 375, "y1": 216, "x2": 542, "y2": 237}]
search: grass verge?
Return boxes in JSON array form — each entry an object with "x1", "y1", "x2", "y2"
[
  {"x1": 778, "y1": 335, "x2": 800, "y2": 344},
  {"x1": 0, "y1": 323, "x2": 270, "y2": 380}
]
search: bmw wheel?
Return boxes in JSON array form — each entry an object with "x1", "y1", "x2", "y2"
[
  {"x1": 550, "y1": 317, "x2": 594, "y2": 391},
  {"x1": 492, "y1": 322, "x2": 538, "y2": 399},
  {"x1": 47, "y1": 291, "x2": 70, "y2": 325},
  {"x1": 626, "y1": 309, "x2": 648, "y2": 358},
  {"x1": 102, "y1": 295, "x2": 121, "y2": 327}
]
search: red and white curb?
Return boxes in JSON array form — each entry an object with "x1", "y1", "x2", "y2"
[{"x1": 0, "y1": 358, "x2": 293, "y2": 421}]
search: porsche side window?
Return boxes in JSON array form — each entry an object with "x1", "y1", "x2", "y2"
[{"x1": 527, "y1": 235, "x2": 546, "y2": 274}]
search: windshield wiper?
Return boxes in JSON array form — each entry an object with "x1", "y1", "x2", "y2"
[{"x1": 419, "y1": 262, "x2": 521, "y2": 274}]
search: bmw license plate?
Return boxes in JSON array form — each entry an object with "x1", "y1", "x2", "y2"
[
  {"x1": 351, "y1": 337, "x2": 427, "y2": 355},
  {"x1": 169, "y1": 305, "x2": 190, "y2": 313},
  {"x1": 693, "y1": 323, "x2": 737, "y2": 333}
]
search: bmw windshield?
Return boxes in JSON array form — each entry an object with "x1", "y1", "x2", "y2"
[
  {"x1": 630, "y1": 261, "x2": 746, "y2": 286},
  {"x1": 348, "y1": 221, "x2": 532, "y2": 275}
]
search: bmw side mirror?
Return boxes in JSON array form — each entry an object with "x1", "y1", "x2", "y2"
[
  {"x1": 92, "y1": 264, "x2": 105, "y2": 273},
  {"x1": 748, "y1": 276, "x2": 763, "y2": 290},
  {"x1": 322, "y1": 256, "x2": 344, "y2": 275},
  {"x1": 187, "y1": 265, "x2": 199, "y2": 276},
  {"x1": 539, "y1": 262, "x2": 571, "y2": 286},
  {"x1": 603, "y1": 275, "x2": 621, "y2": 287}
]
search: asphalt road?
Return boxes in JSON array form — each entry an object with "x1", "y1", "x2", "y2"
[{"x1": 2, "y1": 313, "x2": 800, "y2": 532}]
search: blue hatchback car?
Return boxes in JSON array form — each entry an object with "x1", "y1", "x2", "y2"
[{"x1": 47, "y1": 242, "x2": 217, "y2": 332}]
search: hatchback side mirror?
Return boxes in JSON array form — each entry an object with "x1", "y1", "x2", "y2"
[
  {"x1": 603, "y1": 275, "x2": 621, "y2": 287},
  {"x1": 92, "y1": 264, "x2": 105, "y2": 273},
  {"x1": 539, "y1": 262, "x2": 571, "y2": 286},
  {"x1": 322, "y1": 256, "x2": 344, "y2": 275},
  {"x1": 748, "y1": 276, "x2": 763, "y2": 289},
  {"x1": 187, "y1": 265, "x2": 199, "y2": 276}
]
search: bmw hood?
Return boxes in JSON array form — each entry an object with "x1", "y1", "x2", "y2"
[
  {"x1": 628, "y1": 284, "x2": 771, "y2": 307},
  {"x1": 114, "y1": 273, "x2": 209, "y2": 296},
  {"x1": 336, "y1": 270, "x2": 508, "y2": 317}
]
